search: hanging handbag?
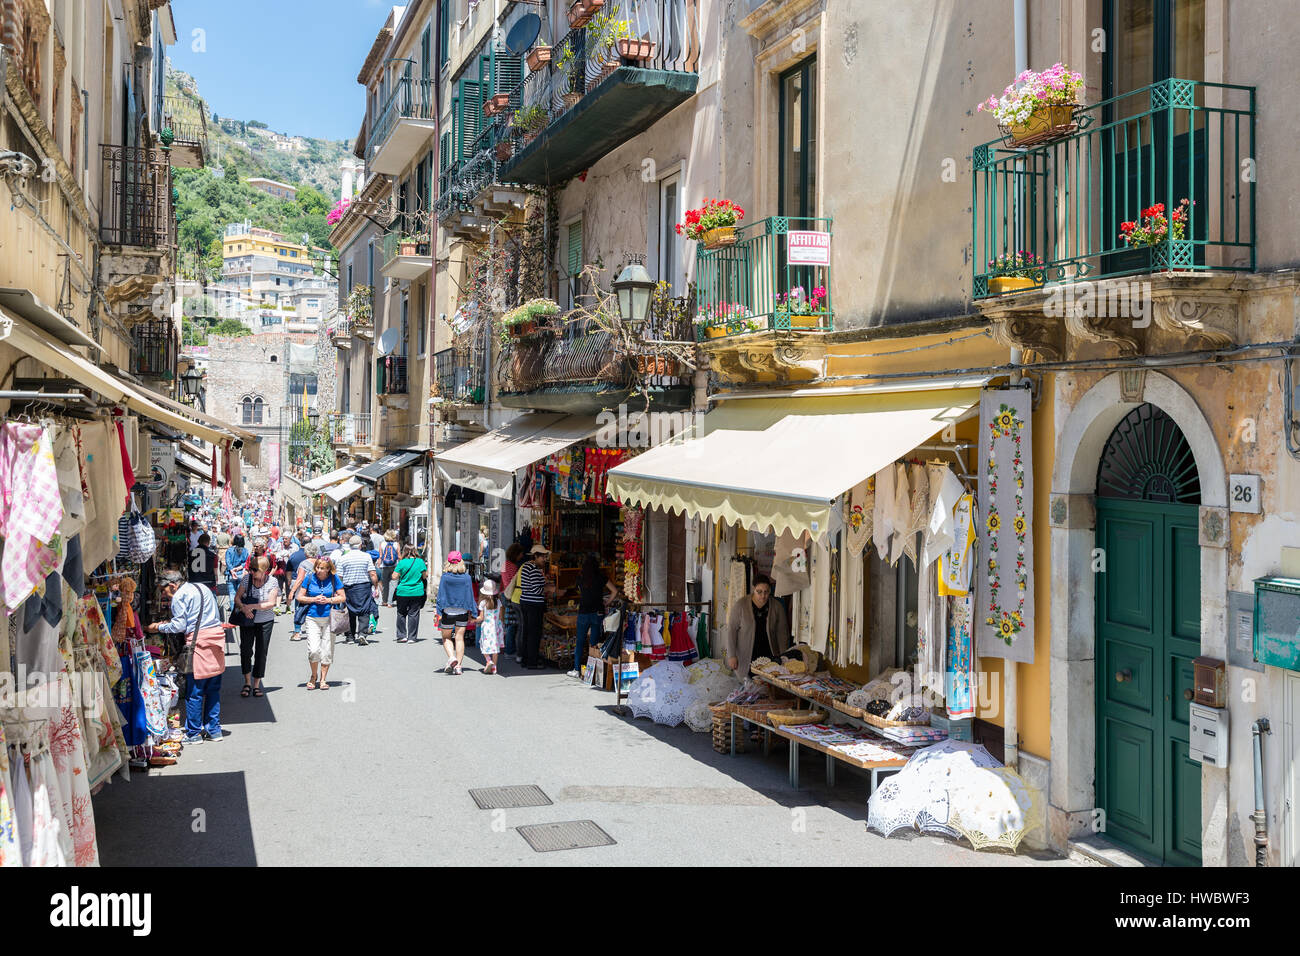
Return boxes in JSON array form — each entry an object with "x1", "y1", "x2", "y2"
[
  {"x1": 506, "y1": 566, "x2": 523, "y2": 604},
  {"x1": 227, "y1": 577, "x2": 253, "y2": 628},
  {"x1": 329, "y1": 607, "x2": 351, "y2": 634},
  {"x1": 127, "y1": 510, "x2": 156, "y2": 564}
]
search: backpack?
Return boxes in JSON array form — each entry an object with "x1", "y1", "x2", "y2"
[{"x1": 381, "y1": 542, "x2": 399, "y2": 566}]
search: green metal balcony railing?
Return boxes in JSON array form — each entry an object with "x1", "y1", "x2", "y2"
[
  {"x1": 366, "y1": 74, "x2": 436, "y2": 170},
  {"x1": 972, "y1": 78, "x2": 1255, "y2": 299},
  {"x1": 381, "y1": 218, "x2": 431, "y2": 269},
  {"x1": 695, "y1": 216, "x2": 833, "y2": 340}
]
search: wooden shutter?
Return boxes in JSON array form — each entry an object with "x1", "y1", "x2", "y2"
[
  {"x1": 567, "y1": 220, "x2": 583, "y2": 275},
  {"x1": 498, "y1": 52, "x2": 524, "y2": 108},
  {"x1": 439, "y1": 131, "x2": 451, "y2": 174},
  {"x1": 457, "y1": 78, "x2": 482, "y2": 160}
]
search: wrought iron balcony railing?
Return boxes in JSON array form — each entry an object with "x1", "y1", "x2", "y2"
[
  {"x1": 100, "y1": 145, "x2": 174, "y2": 248},
  {"x1": 434, "y1": 346, "x2": 486, "y2": 405},
  {"x1": 327, "y1": 412, "x2": 371, "y2": 447},
  {"x1": 132, "y1": 318, "x2": 176, "y2": 378},
  {"x1": 972, "y1": 78, "x2": 1256, "y2": 299},
  {"x1": 163, "y1": 94, "x2": 209, "y2": 156},
  {"x1": 695, "y1": 216, "x2": 833, "y2": 340},
  {"x1": 367, "y1": 74, "x2": 436, "y2": 171}
]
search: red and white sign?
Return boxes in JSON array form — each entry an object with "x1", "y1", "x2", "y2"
[{"x1": 787, "y1": 230, "x2": 831, "y2": 266}]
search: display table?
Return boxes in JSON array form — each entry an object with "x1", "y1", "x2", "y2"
[{"x1": 770, "y1": 725, "x2": 910, "y2": 794}]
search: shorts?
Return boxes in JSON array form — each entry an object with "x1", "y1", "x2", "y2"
[{"x1": 439, "y1": 609, "x2": 470, "y2": 629}]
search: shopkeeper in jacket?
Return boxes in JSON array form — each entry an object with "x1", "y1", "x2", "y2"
[
  {"x1": 722, "y1": 575, "x2": 790, "y2": 677},
  {"x1": 147, "y1": 570, "x2": 227, "y2": 742}
]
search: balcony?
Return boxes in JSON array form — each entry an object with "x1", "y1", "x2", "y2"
[
  {"x1": 695, "y1": 216, "x2": 833, "y2": 339},
  {"x1": 132, "y1": 318, "x2": 177, "y2": 380},
  {"x1": 377, "y1": 355, "x2": 408, "y2": 395},
  {"x1": 496, "y1": 0, "x2": 699, "y2": 185},
  {"x1": 367, "y1": 74, "x2": 437, "y2": 176},
  {"x1": 973, "y1": 79, "x2": 1255, "y2": 299},
  {"x1": 100, "y1": 145, "x2": 174, "y2": 249},
  {"x1": 381, "y1": 222, "x2": 432, "y2": 280},
  {"x1": 433, "y1": 346, "x2": 486, "y2": 405},
  {"x1": 327, "y1": 412, "x2": 371, "y2": 448},
  {"x1": 163, "y1": 94, "x2": 208, "y2": 169}
]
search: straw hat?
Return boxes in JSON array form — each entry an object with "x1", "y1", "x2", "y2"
[{"x1": 529, "y1": 544, "x2": 551, "y2": 556}]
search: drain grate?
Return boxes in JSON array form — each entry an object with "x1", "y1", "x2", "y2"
[
  {"x1": 469, "y1": 785, "x2": 553, "y2": 810},
  {"x1": 516, "y1": 820, "x2": 616, "y2": 853}
]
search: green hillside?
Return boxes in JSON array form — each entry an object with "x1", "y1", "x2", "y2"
[{"x1": 167, "y1": 67, "x2": 355, "y2": 280}]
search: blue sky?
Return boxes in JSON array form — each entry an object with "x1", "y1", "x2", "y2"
[{"x1": 169, "y1": 0, "x2": 395, "y2": 141}]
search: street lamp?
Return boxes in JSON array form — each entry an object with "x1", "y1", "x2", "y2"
[
  {"x1": 180, "y1": 367, "x2": 204, "y2": 402},
  {"x1": 613, "y1": 263, "x2": 655, "y2": 326}
]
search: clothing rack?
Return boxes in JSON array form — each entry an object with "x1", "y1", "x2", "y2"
[{"x1": 614, "y1": 600, "x2": 713, "y2": 715}]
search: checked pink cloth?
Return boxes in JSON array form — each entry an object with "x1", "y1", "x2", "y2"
[{"x1": 0, "y1": 423, "x2": 64, "y2": 613}]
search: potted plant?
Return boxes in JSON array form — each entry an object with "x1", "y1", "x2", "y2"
[
  {"x1": 977, "y1": 63, "x2": 1084, "y2": 147},
  {"x1": 511, "y1": 104, "x2": 549, "y2": 144},
  {"x1": 526, "y1": 45, "x2": 552, "y2": 72},
  {"x1": 556, "y1": 44, "x2": 584, "y2": 108},
  {"x1": 774, "y1": 285, "x2": 830, "y2": 328},
  {"x1": 1119, "y1": 198, "x2": 1190, "y2": 248},
  {"x1": 617, "y1": 37, "x2": 656, "y2": 63},
  {"x1": 495, "y1": 139, "x2": 514, "y2": 161},
  {"x1": 568, "y1": 0, "x2": 606, "y2": 29},
  {"x1": 398, "y1": 235, "x2": 420, "y2": 256},
  {"x1": 694, "y1": 302, "x2": 750, "y2": 339},
  {"x1": 676, "y1": 198, "x2": 745, "y2": 249},
  {"x1": 587, "y1": 10, "x2": 633, "y2": 83},
  {"x1": 503, "y1": 298, "x2": 561, "y2": 338},
  {"x1": 986, "y1": 251, "x2": 1045, "y2": 294}
]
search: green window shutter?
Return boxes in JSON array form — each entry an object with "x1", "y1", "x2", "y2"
[
  {"x1": 457, "y1": 78, "x2": 482, "y2": 160},
  {"x1": 567, "y1": 220, "x2": 583, "y2": 275},
  {"x1": 439, "y1": 131, "x2": 450, "y2": 174},
  {"x1": 438, "y1": 0, "x2": 450, "y2": 67},
  {"x1": 498, "y1": 53, "x2": 523, "y2": 108}
]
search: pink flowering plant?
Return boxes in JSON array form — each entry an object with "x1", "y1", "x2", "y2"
[
  {"x1": 326, "y1": 199, "x2": 352, "y2": 227},
  {"x1": 694, "y1": 301, "x2": 751, "y2": 330},
  {"x1": 977, "y1": 63, "x2": 1084, "y2": 125},
  {"x1": 988, "y1": 251, "x2": 1044, "y2": 279},
  {"x1": 774, "y1": 284, "x2": 829, "y2": 315}
]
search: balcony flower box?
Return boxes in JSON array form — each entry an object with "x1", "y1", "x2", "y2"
[
  {"x1": 568, "y1": 0, "x2": 605, "y2": 29},
  {"x1": 483, "y1": 93, "x2": 511, "y2": 117},
  {"x1": 503, "y1": 298, "x2": 561, "y2": 340},
  {"x1": 774, "y1": 286, "x2": 829, "y2": 328},
  {"x1": 977, "y1": 63, "x2": 1084, "y2": 148},
  {"x1": 679, "y1": 199, "x2": 745, "y2": 249},
  {"x1": 526, "y1": 46, "x2": 552, "y2": 72},
  {"x1": 617, "y1": 38, "x2": 656, "y2": 63},
  {"x1": 495, "y1": 140, "x2": 514, "y2": 161},
  {"x1": 986, "y1": 252, "x2": 1044, "y2": 295}
]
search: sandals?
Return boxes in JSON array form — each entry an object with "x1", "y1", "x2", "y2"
[
  {"x1": 252, "y1": 686, "x2": 264, "y2": 698},
  {"x1": 306, "y1": 679, "x2": 317, "y2": 690},
  {"x1": 317, "y1": 679, "x2": 329, "y2": 690},
  {"x1": 444, "y1": 660, "x2": 458, "y2": 674},
  {"x1": 241, "y1": 684, "x2": 252, "y2": 697}
]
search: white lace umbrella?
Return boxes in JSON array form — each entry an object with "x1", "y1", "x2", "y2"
[
  {"x1": 867, "y1": 740, "x2": 1004, "y2": 841},
  {"x1": 626, "y1": 661, "x2": 689, "y2": 720},
  {"x1": 948, "y1": 766, "x2": 1041, "y2": 852}
]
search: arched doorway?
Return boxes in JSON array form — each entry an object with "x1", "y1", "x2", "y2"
[{"x1": 1094, "y1": 403, "x2": 1203, "y2": 865}]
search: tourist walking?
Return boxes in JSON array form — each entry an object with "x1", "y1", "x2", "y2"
[
  {"x1": 379, "y1": 531, "x2": 401, "y2": 606},
  {"x1": 147, "y1": 570, "x2": 225, "y2": 743},
  {"x1": 434, "y1": 550, "x2": 476, "y2": 674},
  {"x1": 473, "y1": 578, "x2": 504, "y2": 674},
  {"x1": 298, "y1": 557, "x2": 345, "y2": 690},
  {"x1": 391, "y1": 544, "x2": 428, "y2": 644},
  {"x1": 335, "y1": 535, "x2": 379, "y2": 645},
  {"x1": 287, "y1": 541, "x2": 318, "y2": 640},
  {"x1": 234, "y1": 555, "x2": 279, "y2": 698}
]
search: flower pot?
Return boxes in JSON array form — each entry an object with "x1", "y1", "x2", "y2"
[
  {"x1": 562, "y1": 91, "x2": 583, "y2": 110},
  {"x1": 787, "y1": 313, "x2": 822, "y2": 329},
  {"x1": 568, "y1": 0, "x2": 605, "y2": 29},
  {"x1": 988, "y1": 276, "x2": 1042, "y2": 295},
  {"x1": 617, "y1": 38, "x2": 656, "y2": 62},
  {"x1": 635, "y1": 354, "x2": 677, "y2": 376},
  {"x1": 704, "y1": 324, "x2": 727, "y2": 339},
  {"x1": 1005, "y1": 103, "x2": 1077, "y2": 147},
  {"x1": 526, "y1": 46, "x2": 552, "y2": 72},
  {"x1": 398, "y1": 242, "x2": 418, "y2": 256},
  {"x1": 701, "y1": 226, "x2": 737, "y2": 249},
  {"x1": 490, "y1": 93, "x2": 510, "y2": 113},
  {"x1": 495, "y1": 140, "x2": 513, "y2": 161}
]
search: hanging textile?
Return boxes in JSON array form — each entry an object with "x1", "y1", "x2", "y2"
[
  {"x1": 844, "y1": 478, "x2": 874, "y2": 555},
  {"x1": 77, "y1": 423, "x2": 117, "y2": 572},
  {"x1": 900, "y1": 463, "x2": 930, "y2": 568},
  {"x1": 938, "y1": 493, "x2": 977, "y2": 596},
  {"x1": 0, "y1": 423, "x2": 65, "y2": 613},
  {"x1": 975, "y1": 389, "x2": 1035, "y2": 663},
  {"x1": 916, "y1": 548, "x2": 945, "y2": 696},
  {"x1": 887, "y1": 462, "x2": 911, "y2": 567},
  {"x1": 922, "y1": 464, "x2": 964, "y2": 568},
  {"x1": 946, "y1": 592, "x2": 976, "y2": 719},
  {"x1": 808, "y1": 536, "x2": 830, "y2": 655},
  {"x1": 114, "y1": 421, "x2": 135, "y2": 509},
  {"x1": 872, "y1": 463, "x2": 894, "y2": 561},
  {"x1": 771, "y1": 529, "x2": 810, "y2": 597},
  {"x1": 52, "y1": 426, "x2": 86, "y2": 538}
]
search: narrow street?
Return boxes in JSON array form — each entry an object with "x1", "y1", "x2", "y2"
[{"x1": 92, "y1": 602, "x2": 1067, "y2": 867}]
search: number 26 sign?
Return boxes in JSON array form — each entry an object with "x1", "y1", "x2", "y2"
[{"x1": 1229, "y1": 474, "x2": 1261, "y2": 514}]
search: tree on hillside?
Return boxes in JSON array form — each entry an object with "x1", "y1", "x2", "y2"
[
  {"x1": 296, "y1": 184, "x2": 329, "y2": 216},
  {"x1": 211, "y1": 319, "x2": 252, "y2": 338}
]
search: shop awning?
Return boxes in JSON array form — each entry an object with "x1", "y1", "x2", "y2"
[
  {"x1": 356, "y1": 450, "x2": 422, "y2": 483},
  {"x1": 606, "y1": 388, "x2": 981, "y2": 539},
  {"x1": 177, "y1": 453, "x2": 211, "y2": 480},
  {"x1": 322, "y1": 477, "x2": 365, "y2": 503},
  {"x1": 180, "y1": 441, "x2": 212, "y2": 466},
  {"x1": 147, "y1": 391, "x2": 263, "y2": 467},
  {"x1": 301, "y1": 464, "x2": 366, "y2": 492},
  {"x1": 436, "y1": 413, "x2": 597, "y2": 499},
  {"x1": 4, "y1": 311, "x2": 234, "y2": 446}
]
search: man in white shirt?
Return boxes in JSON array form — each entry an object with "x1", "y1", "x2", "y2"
[{"x1": 335, "y1": 538, "x2": 378, "y2": 645}]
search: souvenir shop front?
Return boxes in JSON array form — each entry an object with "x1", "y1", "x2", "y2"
[
  {"x1": 437, "y1": 412, "x2": 685, "y2": 668},
  {"x1": 0, "y1": 317, "x2": 251, "y2": 866},
  {"x1": 605, "y1": 380, "x2": 1032, "y2": 778}
]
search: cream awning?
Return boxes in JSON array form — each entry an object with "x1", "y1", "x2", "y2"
[
  {"x1": 436, "y1": 413, "x2": 597, "y2": 499},
  {"x1": 322, "y1": 477, "x2": 365, "y2": 503},
  {"x1": 4, "y1": 311, "x2": 234, "y2": 446},
  {"x1": 606, "y1": 388, "x2": 981, "y2": 539},
  {"x1": 302, "y1": 464, "x2": 366, "y2": 492}
]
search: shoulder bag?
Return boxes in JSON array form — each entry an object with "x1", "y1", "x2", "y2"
[
  {"x1": 228, "y1": 576, "x2": 253, "y2": 628},
  {"x1": 176, "y1": 584, "x2": 210, "y2": 674}
]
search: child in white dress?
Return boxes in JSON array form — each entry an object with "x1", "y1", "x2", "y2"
[{"x1": 473, "y1": 578, "x2": 504, "y2": 674}]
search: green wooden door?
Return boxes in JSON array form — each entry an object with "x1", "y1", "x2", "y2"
[{"x1": 1096, "y1": 497, "x2": 1202, "y2": 865}]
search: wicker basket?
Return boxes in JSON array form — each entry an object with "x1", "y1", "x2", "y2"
[
  {"x1": 710, "y1": 701, "x2": 740, "y2": 754},
  {"x1": 766, "y1": 708, "x2": 828, "y2": 728},
  {"x1": 832, "y1": 699, "x2": 930, "y2": 726}
]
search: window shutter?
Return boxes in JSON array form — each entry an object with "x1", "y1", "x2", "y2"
[
  {"x1": 498, "y1": 53, "x2": 524, "y2": 108},
  {"x1": 567, "y1": 220, "x2": 583, "y2": 275},
  {"x1": 457, "y1": 79, "x2": 482, "y2": 160},
  {"x1": 439, "y1": 131, "x2": 451, "y2": 174}
]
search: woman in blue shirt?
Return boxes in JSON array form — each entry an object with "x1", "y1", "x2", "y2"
[
  {"x1": 297, "y1": 557, "x2": 346, "y2": 690},
  {"x1": 223, "y1": 534, "x2": 249, "y2": 621},
  {"x1": 434, "y1": 550, "x2": 476, "y2": 675}
]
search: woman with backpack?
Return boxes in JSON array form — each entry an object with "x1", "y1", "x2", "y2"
[
  {"x1": 223, "y1": 534, "x2": 249, "y2": 622},
  {"x1": 379, "y1": 531, "x2": 401, "y2": 606}
]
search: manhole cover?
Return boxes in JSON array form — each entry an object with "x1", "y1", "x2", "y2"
[
  {"x1": 469, "y1": 785, "x2": 553, "y2": 810},
  {"x1": 516, "y1": 820, "x2": 616, "y2": 853}
]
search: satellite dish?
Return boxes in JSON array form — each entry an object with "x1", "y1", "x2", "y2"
[
  {"x1": 377, "y1": 328, "x2": 399, "y2": 356},
  {"x1": 504, "y1": 14, "x2": 541, "y2": 57}
]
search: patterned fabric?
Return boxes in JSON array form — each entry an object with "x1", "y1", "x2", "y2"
[
  {"x1": 946, "y1": 593, "x2": 976, "y2": 719},
  {"x1": 938, "y1": 494, "x2": 977, "y2": 597},
  {"x1": 476, "y1": 601, "x2": 503, "y2": 655},
  {"x1": 49, "y1": 680, "x2": 99, "y2": 867},
  {"x1": 872, "y1": 464, "x2": 895, "y2": 561},
  {"x1": 844, "y1": 479, "x2": 874, "y2": 555},
  {"x1": 887, "y1": 462, "x2": 911, "y2": 567},
  {"x1": 0, "y1": 423, "x2": 65, "y2": 612},
  {"x1": 901, "y1": 463, "x2": 930, "y2": 568}
]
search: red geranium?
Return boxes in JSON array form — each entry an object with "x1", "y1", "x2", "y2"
[{"x1": 677, "y1": 198, "x2": 745, "y2": 242}]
